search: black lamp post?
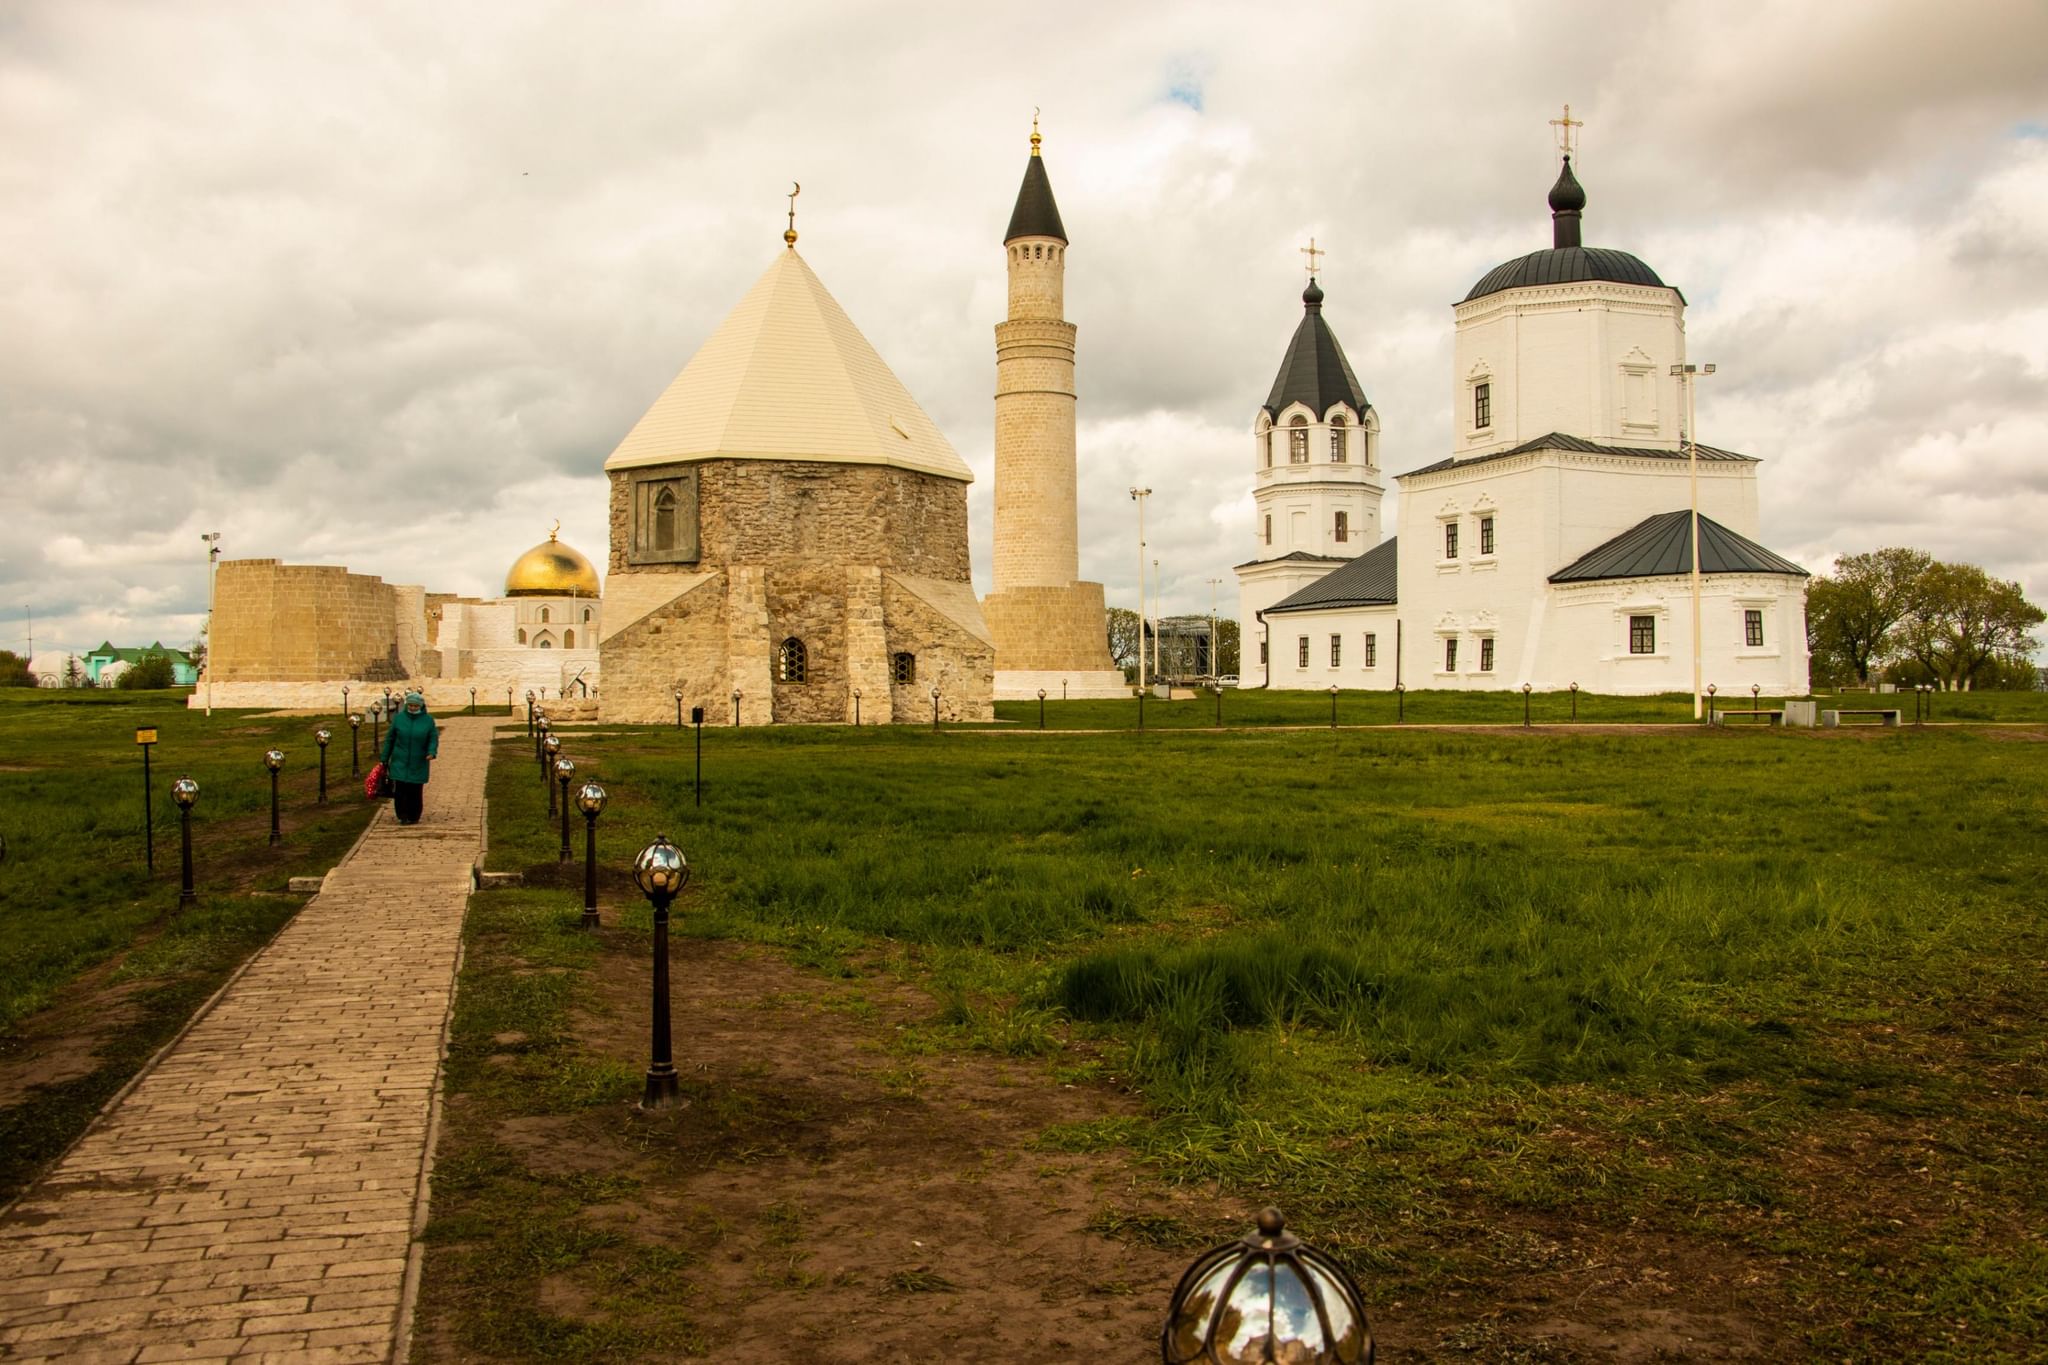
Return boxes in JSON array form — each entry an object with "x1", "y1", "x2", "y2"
[
  {"x1": 633, "y1": 835, "x2": 690, "y2": 1109},
  {"x1": 1038, "y1": 688, "x2": 1047, "y2": 730},
  {"x1": 1213, "y1": 682, "x2": 1223, "y2": 728},
  {"x1": 263, "y1": 748, "x2": 285, "y2": 845},
  {"x1": 1162, "y1": 1208, "x2": 1373, "y2": 1364},
  {"x1": 1706, "y1": 683, "x2": 1718, "y2": 725},
  {"x1": 1569, "y1": 680, "x2": 1579, "y2": 722},
  {"x1": 348, "y1": 713, "x2": 362, "y2": 775},
  {"x1": 369, "y1": 700, "x2": 383, "y2": 754},
  {"x1": 555, "y1": 757, "x2": 574, "y2": 861},
  {"x1": 576, "y1": 782, "x2": 606, "y2": 929},
  {"x1": 315, "y1": 728, "x2": 331, "y2": 803},
  {"x1": 1521, "y1": 682, "x2": 1532, "y2": 728},
  {"x1": 674, "y1": 688, "x2": 683, "y2": 729},
  {"x1": 1329, "y1": 683, "x2": 1339, "y2": 729},
  {"x1": 543, "y1": 734, "x2": 561, "y2": 808},
  {"x1": 930, "y1": 685, "x2": 940, "y2": 731},
  {"x1": 526, "y1": 689, "x2": 536, "y2": 737},
  {"x1": 692, "y1": 706, "x2": 703, "y2": 806},
  {"x1": 172, "y1": 777, "x2": 199, "y2": 907},
  {"x1": 732, "y1": 689, "x2": 742, "y2": 728},
  {"x1": 342, "y1": 685, "x2": 350, "y2": 722},
  {"x1": 1395, "y1": 682, "x2": 1405, "y2": 724},
  {"x1": 1751, "y1": 682, "x2": 1761, "y2": 715},
  {"x1": 468, "y1": 687, "x2": 476, "y2": 716},
  {"x1": 853, "y1": 688, "x2": 861, "y2": 727},
  {"x1": 1137, "y1": 679, "x2": 1146, "y2": 731},
  {"x1": 534, "y1": 711, "x2": 548, "y2": 764}
]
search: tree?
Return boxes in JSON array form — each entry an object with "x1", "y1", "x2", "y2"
[
  {"x1": 1897, "y1": 562, "x2": 2044, "y2": 690},
  {"x1": 1105, "y1": 607, "x2": 1142, "y2": 675},
  {"x1": 61, "y1": 656, "x2": 86, "y2": 688},
  {"x1": 1214, "y1": 618, "x2": 1241, "y2": 676},
  {"x1": 187, "y1": 630, "x2": 207, "y2": 677},
  {"x1": 0, "y1": 650, "x2": 32, "y2": 687},
  {"x1": 116, "y1": 654, "x2": 177, "y2": 690},
  {"x1": 1806, "y1": 547, "x2": 1932, "y2": 685}
]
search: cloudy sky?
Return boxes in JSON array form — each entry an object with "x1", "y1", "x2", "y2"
[{"x1": 6, "y1": 0, "x2": 2046, "y2": 658}]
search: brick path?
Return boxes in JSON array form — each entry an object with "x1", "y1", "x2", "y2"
[{"x1": 0, "y1": 718, "x2": 496, "y2": 1364}]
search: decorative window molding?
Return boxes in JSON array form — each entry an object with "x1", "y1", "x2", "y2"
[
  {"x1": 626, "y1": 465, "x2": 702, "y2": 566},
  {"x1": 1329, "y1": 414, "x2": 1347, "y2": 463},
  {"x1": 1628, "y1": 614, "x2": 1657, "y2": 655},
  {"x1": 1620, "y1": 347, "x2": 1658, "y2": 434},
  {"x1": 1288, "y1": 416, "x2": 1310, "y2": 464},
  {"x1": 1745, "y1": 608, "x2": 1765, "y2": 648}
]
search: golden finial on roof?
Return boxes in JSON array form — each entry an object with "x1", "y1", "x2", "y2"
[
  {"x1": 1030, "y1": 108, "x2": 1042, "y2": 156},
  {"x1": 548, "y1": 519, "x2": 561, "y2": 541},
  {"x1": 784, "y1": 181, "x2": 800, "y2": 247},
  {"x1": 1550, "y1": 102, "x2": 1583, "y2": 156}
]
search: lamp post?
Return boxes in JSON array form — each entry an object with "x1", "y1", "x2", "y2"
[
  {"x1": 1395, "y1": 682, "x2": 1405, "y2": 724},
  {"x1": 1522, "y1": 681, "x2": 1532, "y2": 728},
  {"x1": 543, "y1": 734, "x2": 561, "y2": 807},
  {"x1": 469, "y1": 687, "x2": 476, "y2": 716},
  {"x1": 1706, "y1": 683, "x2": 1718, "y2": 725},
  {"x1": 632, "y1": 835, "x2": 691, "y2": 1110},
  {"x1": 1130, "y1": 486, "x2": 1153, "y2": 694},
  {"x1": 929, "y1": 685, "x2": 940, "y2": 731},
  {"x1": 555, "y1": 757, "x2": 575, "y2": 861},
  {"x1": 692, "y1": 706, "x2": 703, "y2": 806},
  {"x1": 1037, "y1": 688, "x2": 1046, "y2": 730},
  {"x1": 1162, "y1": 1207, "x2": 1373, "y2": 1364},
  {"x1": 263, "y1": 749, "x2": 285, "y2": 845},
  {"x1": 1751, "y1": 682, "x2": 1761, "y2": 716},
  {"x1": 576, "y1": 782, "x2": 607, "y2": 928},
  {"x1": 534, "y1": 711, "x2": 548, "y2": 765},
  {"x1": 525, "y1": 690, "x2": 536, "y2": 737},
  {"x1": 315, "y1": 729, "x2": 330, "y2": 803},
  {"x1": 172, "y1": 778, "x2": 199, "y2": 907},
  {"x1": 201, "y1": 532, "x2": 220, "y2": 718},
  {"x1": 731, "y1": 689, "x2": 742, "y2": 728},
  {"x1": 369, "y1": 700, "x2": 383, "y2": 755},
  {"x1": 673, "y1": 688, "x2": 683, "y2": 729},
  {"x1": 1329, "y1": 683, "x2": 1339, "y2": 729},
  {"x1": 1670, "y1": 361, "x2": 1716, "y2": 720},
  {"x1": 348, "y1": 713, "x2": 362, "y2": 775},
  {"x1": 342, "y1": 685, "x2": 350, "y2": 722},
  {"x1": 1569, "y1": 681, "x2": 1579, "y2": 723},
  {"x1": 853, "y1": 688, "x2": 861, "y2": 727},
  {"x1": 505, "y1": 685, "x2": 513, "y2": 713},
  {"x1": 1213, "y1": 681, "x2": 1223, "y2": 728}
]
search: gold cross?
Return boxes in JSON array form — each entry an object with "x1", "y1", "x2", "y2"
[
  {"x1": 1300, "y1": 237, "x2": 1325, "y2": 280},
  {"x1": 1550, "y1": 103, "x2": 1583, "y2": 156}
]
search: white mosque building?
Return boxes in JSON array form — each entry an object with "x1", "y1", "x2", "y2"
[{"x1": 1236, "y1": 151, "x2": 1810, "y2": 696}]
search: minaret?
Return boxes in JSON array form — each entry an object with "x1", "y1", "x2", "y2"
[{"x1": 982, "y1": 119, "x2": 1125, "y2": 696}]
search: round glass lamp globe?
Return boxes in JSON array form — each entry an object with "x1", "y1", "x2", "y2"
[
  {"x1": 263, "y1": 749, "x2": 285, "y2": 771},
  {"x1": 1162, "y1": 1209, "x2": 1372, "y2": 1365},
  {"x1": 575, "y1": 782, "x2": 607, "y2": 816},
  {"x1": 171, "y1": 777, "x2": 200, "y2": 809},
  {"x1": 554, "y1": 757, "x2": 575, "y2": 779},
  {"x1": 316, "y1": 729, "x2": 331, "y2": 745},
  {"x1": 633, "y1": 836, "x2": 690, "y2": 897}
]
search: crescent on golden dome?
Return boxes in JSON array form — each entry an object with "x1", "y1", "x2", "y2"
[{"x1": 505, "y1": 526, "x2": 601, "y2": 598}]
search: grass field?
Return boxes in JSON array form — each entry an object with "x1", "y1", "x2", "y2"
[
  {"x1": 0, "y1": 690, "x2": 379, "y2": 1202},
  {"x1": 443, "y1": 712, "x2": 2048, "y2": 1359}
]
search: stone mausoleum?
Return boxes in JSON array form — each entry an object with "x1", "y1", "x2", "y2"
[{"x1": 595, "y1": 220, "x2": 994, "y2": 725}]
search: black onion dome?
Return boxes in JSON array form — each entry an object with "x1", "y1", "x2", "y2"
[
  {"x1": 1264, "y1": 279, "x2": 1368, "y2": 417},
  {"x1": 1464, "y1": 155, "x2": 1680, "y2": 303},
  {"x1": 1547, "y1": 156, "x2": 1587, "y2": 213},
  {"x1": 1004, "y1": 154, "x2": 1067, "y2": 243}
]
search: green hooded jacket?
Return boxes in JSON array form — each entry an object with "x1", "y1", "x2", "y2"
[{"x1": 379, "y1": 707, "x2": 440, "y2": 785}]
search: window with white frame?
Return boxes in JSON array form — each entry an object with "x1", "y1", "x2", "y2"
[
  {"x1": 1479, "y1": 637, "x2": 1494, "y2": 672},
  {"x1": 1474, "y1": 382, "x2": 1491, "y2": 429},
  {"x1": 1745, "y1": 609, "x2": 1765, "y2": 647},
  {"x1": 1363, "y1": 633, "x2": 1377, "y2": 668},
  {"x1": 1629, "y1": 615, "x2": 1656, "y2": 655},
  {"x1": 1297, "y1": 636, "x2": 1310, "y2": 668},
  {"x1": 1479, "y1": 515, "x2": 1495, "y2": 556},
  {"x1": 1444, "y1": 637, "x2": 1458, "y2": 672},
  {"x1": 1329, "y1": 415, "x2": 1346, "y2": 463},
  {"x1": 1289, "y1": 417, "x2": 1309, "y2": 463},
  {"x1": 1263, "y1": 514, "x2": 1272, "y2": 546},
  {"x1": 1259, "y1": 641, "x2": 1268, "y2": 665},
  {"x1": 1329, "y1": 634, "x2": 1341, "y2": 667}
]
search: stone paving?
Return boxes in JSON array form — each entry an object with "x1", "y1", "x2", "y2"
[{"x1": 0, "y1": 718, "x2": 496, "y2": 1364}]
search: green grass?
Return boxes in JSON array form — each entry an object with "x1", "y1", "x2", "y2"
[
  {"x1": 474, "y1": 714, "x2": 2048, "y2": 1358},
  {"x1": 0, "y1": 689, "x2": 378, "y2": 1201}
]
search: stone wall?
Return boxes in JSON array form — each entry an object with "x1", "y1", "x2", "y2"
[
  {"x1": 883, "y1": 578, "x2": 995, "y2": 723},
  {"x1": 607, "y1": 460, "x2": 971, "y2": 582},
  {"x1": 210, "y1": 560, "x2": 412, "y2": 683},
  {"x1": 597, "y1": 572, "x2": 733, "y2": 725},
  {"x1": 980, "y1": 581, "x2": 1116, "y2": 673}
]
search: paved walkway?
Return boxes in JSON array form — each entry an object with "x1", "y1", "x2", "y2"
[{"x1": 0, "y1": 718, "x2": 496, "y2": 1364}]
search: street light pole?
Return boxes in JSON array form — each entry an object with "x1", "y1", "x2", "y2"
[
  {"x1": 1671, "y1": 362, "x2": 1716, "y2": 720},
  {"x1": 173, "y1": 778, "x2": 199, "y2": 906},
  {"x1": 633, "y1": 836, "x2": 690, "y2": 1110},
  {"x1": 201, "y1": 533, "x2": 221, "y2": 718},
  {"x1": 264, "y1": 749, "x2": 284, "y2": 845},
  {"x1": 577, "y1": 783, "x2": 607, "y2": 929},
  {"x1": 555, "y1": 758, "x2": 574, "y2": 861},
  {"x1": 1130, "y1": 487, "x2": 1152, "y2": 695}
]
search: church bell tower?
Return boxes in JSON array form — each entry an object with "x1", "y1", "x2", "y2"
[{"x1": 981, "y1": 118, "x2": 1126, "y2": 697}]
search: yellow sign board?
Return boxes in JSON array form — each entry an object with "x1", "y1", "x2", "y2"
[{"x1": 135, "y1": 728, "x2": 158, "y2": 745}]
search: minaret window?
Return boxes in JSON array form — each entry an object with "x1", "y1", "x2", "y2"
[
  {"x1": 516, "y1": 629, "x2": 527, "y2": 645},
  {"x1": 563, "y1": 629, "x2": 575, "y2": 648},
  {"x1": 539, "y1": 607, "x2": 550, "y2": 623},
  {"x1": 1334, "y1": 511, "x2": 1349, "y2": 544},
  {"x1": 1474, "y1": 383, "x2": 1492, "y2": 429},
  {"x1": 778, "y1": 638, "x2": 808, "y2": 684},
  {"x1": 1288, "y1": 417, "x2": 1309, "y2": 464},
  {"x1": 1329, "y1": 415, "x2": 1346, "y2": 463}
]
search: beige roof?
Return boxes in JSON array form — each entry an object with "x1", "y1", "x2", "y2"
[{"x1": 603, "y1": 249, "x2": 971, "y2": 483}]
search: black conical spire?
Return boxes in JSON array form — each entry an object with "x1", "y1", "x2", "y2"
[
  {"x1": 1549, "y1": 156, "x2": 1586, "y2": 249},
  {"x1": 1264, "y1": 279, "x2": 1368, "y2": 417},
  {"x1": 1004, "y1": 126, "x2": 1068, "y2": 243}
]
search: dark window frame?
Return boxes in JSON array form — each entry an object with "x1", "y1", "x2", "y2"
[
  {"x1": 1629, "y1": 615, "x2": 1657, "y2": 655},
  {"x1": 1745, "y1": 609, "x2": 1765, "y2": 648}
]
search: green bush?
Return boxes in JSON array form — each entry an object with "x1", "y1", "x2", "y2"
[{"x1": 114, "y1": 654, "x2": 176, "y2": 690}]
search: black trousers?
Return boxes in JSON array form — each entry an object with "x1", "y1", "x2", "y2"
[{"x1": 393, "y1": 780, "x2": 425, "y2": 824}]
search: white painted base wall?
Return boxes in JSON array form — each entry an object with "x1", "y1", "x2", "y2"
[{"x1": 994, "y1": 669, "x2": 1130, "y2": 700}]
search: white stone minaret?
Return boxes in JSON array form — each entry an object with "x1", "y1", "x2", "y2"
[{"x1": 982, "y1": 120, "x2": 1126, "y2": 697}]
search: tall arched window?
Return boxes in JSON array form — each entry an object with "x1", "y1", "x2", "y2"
[
  {"x1": 582, "y1": 608, "x2": 592, "y2": 622},
  {"x1": 1329, "y1": 414, "x2": 1347, "y2": 463},
  {"x1": 1334, "y1": 511, "x2": 1349, "y2": 543},
  {"x1": 1288, "y1": 416, "x2": 1309, "y2": 464},
  {"x1": 516, "y1": 629, "x2": 527, "y2": 644},
  {"x1": 539, "y1": 607, "x2": 550, "y2": 623},
  {"x1": 778, "y1": 638, "x2": 808, "y2": 684},
  {"x1": 652, "y1": 486, "x2": 677, "y2": 552},
  {"x1": 563, "y1": 629, "x2": 575, "y2": 648}
]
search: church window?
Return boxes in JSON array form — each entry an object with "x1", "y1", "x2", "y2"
[
  {"x1": 1479, "y1": 516, "x2": 1495, "y2": 556},
  {"x1": 1264, "y1": 431, "x2": 1273, "y2": 467},
  {"x1": 1745, "y1": 610, "x2": 1765, "y2": 648},
  {"x1": 778, "y1": 638, "x2": 808, "y2": 684},
  {"x1": 516, "y1": 629, "x2": 527, "y2": 645},
  {"x1": 891, "y1": 652, "x2": 916, "y2": 684},
  {"x1": 563, "y1": 629, "x2": 575, "y2": 648},
  {"x1": 1288, "y1": 417, "x2": 1309, "y2": 464},
  {"x1": 1445, "y1": 638, "x2": 1458, "y2": 672},
  {"x1": 1630, "y1": 615, "x2": 1657, "y2": 655},
  {"x1": 1296, "y1": 636, "x2": 1309, "y2": 669},
  {"x1": 1263, "y1": 514, "x2": 1272, "y2": 546},
  {"x1": 652, "y1": 486, "x2": 678, "y2": 552},
  {"x1": 1329, "y1": 635, "x2": 1341, "y2": 668},
  {"x1": 1334, "y1": 511, "x2": 1349, "y2": 544},
  {"x1": 1259, "y1": 641, "x2": 1268, "y2": 666},
  {"x1": 1479, "y1": 637, "x2": 1495, "y2": 672},
  {"x1": 1330, "y1": 415, "x2": 1347, "y2": 462},
  {"x1": 1363, "y1": 633, "x2": 1377, "y2": 668},
  {"x1": 1444, "y1": 521, "x2": 1460, "y2": 559},
  {"x1": 539, "y1": 607, "x2": 550, "y2": 623},
  {"x1": 1474, "y1": 382, "x2": 1491, "y2": 429}
]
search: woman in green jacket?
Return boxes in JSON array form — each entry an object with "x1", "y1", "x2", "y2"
[{"x1": 379, "y1": 690, "x2": 440, "y2": 825}]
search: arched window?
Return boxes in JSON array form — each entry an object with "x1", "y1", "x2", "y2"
[
  {"x1": 582, "y1": 608, "x2": 592, "y2": 622},
  {"x1": 652, "y1": 486, "x2": 677, "y2": 552},
  {"x1": 539, "y1": 607, "x2": 550, "y2": 623},
  {"x1": 516, "y1": 629, "x2": 527, "y2": 644},
  {"x1": 1288, "y1": 416, "x2": 1309, "y2": 464},
  {"x1": 1329, "y1": 414, "x2": 1347, "y2": 463},
  {"x1": 1334, "y1": 511, "x2": 1350, "y2": 543},
  {"x1": 563, "y1": 629, "x2": 575, "y2": 648},
  {"x1": 778, "y1": 637, "x2": 807, "y2": 684},
  {"x1": 1262, "y1": 427, "x2": 1273, "y2": 468},
  {"x1": 538, "y1": 637, "x2": 553, "y2": 650},
  {"x1": 891, "y1": 652, "x2": 916, "y2": 684}
]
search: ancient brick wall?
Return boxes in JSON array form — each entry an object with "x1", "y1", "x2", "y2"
[
  {"x1": 607, "y1": 460, "x2": 971, "y2": 582},
  {"x1": 210, "y1": 560, "x2": 412, "y2": 683},
  {"x1": 596, "y1": 573, "x2": 732, "y2": 725},
  {"x1": 883, "y1": 579, "x2": 995, "y2": 723}
]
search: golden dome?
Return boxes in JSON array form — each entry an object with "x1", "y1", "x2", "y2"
[{"x1": 505, "y1": 523, "x2": 601, "y2": 599}]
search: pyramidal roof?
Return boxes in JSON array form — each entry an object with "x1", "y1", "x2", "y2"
[
  {"x1": 603, "y1": 249, "x2": 971, "y2": 483},
  {"x1": 1264, "y1": 280, "x2": 1370, "y2": 418}
]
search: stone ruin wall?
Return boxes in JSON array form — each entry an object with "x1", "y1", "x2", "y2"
[{"x1": 210, "y1": 560, "x2": 416, "y2": 683}]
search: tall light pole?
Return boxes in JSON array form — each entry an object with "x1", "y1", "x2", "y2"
[
  {"x1": 1129, "y1": 487, "x2": 1152, "y2": 693},
  {"x1": 1151, "y1": 557, "x2": 1161, "y2": 680},
  {"x1": 200, "y1": 532, "x2": 221, "y2": 717},
  {"x1": 1206, "y1": 576, "x2": 1222, "y2": 679},
  {"x1": 1670, "y1": 364, "x2": 1716, "y2": 720}
]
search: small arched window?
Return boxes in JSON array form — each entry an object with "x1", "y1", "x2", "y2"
[
  {"x1": 563, "y1": 629, "x2": 575, "y2": 648},
  {"x1": 539, "y1": 607, "x2": 550, "y2": 623},
  {"x1": 891, "y1": 652, "x2": 916, "y2": 684},
  {"x1": 516, "y1": 629, "x2": 527, "y2": 644},
  {"x1": 538, "y1": 637, "x2": 553, "y2": 650},
  {"x1": 1262, "y1": 428, "x2": 1273, "y2": 468},
  {"x1": 652, "y1": 486, "x2": 677, "y2": 552},
  {"x1": 1330, "y1": 414, "x2": 1347, "y2": 463},
  {"x1": 778, "y1": 638, "x2": 807, "y2": 684},
  {"x1": 1288, "y1": 416, "x2": 1309, "y2": 464},
  {"x1": 582, "y1": 608, "x2": 592, "y2": 622}
]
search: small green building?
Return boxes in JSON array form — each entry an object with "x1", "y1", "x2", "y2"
[{"x1": 84, "y1": 641, "x2": 198, "y2": 686}]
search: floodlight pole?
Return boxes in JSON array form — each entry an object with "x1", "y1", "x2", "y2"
[
  {"x1": 1672, "y1": 363, "x2": 1715, "y2": 721},
  {"x1": 1130, "y1": 487, "x2": 1152, "y2": 694},
  {"x1": 201, "y1": 533, "x2": 221, "y2": 718}
]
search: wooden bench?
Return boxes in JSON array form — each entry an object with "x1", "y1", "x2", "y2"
[
  {"x1": 1712, "y1": 710, "x2": 1782, "y2": 726},
  {"x1": 1821, "y1": 709, "x2": 1901, "y2": 727}
]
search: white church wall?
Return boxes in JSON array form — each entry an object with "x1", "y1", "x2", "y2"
[
  {"x1": 1236, "y1": 560, "x2": 1341, "y2": 685},
  {"x1": 1538, "y1": 575, "x2": 1809, "y2": 696},
  {"x1": 1262, "y1": 604, "x2": 1400, "y2": 690}
]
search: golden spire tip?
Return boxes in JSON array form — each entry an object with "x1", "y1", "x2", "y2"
[
  {"x1": 784, "y1": 181, "x2": 800, "y2": 247},
  {"x1": 1030, "y1": 107, "x2": 1042, "y2": 156}
]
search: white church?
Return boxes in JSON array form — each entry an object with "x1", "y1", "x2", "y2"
[{"x1": 1235, "y1": 151, "x2": 1811, "y2": 696}]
